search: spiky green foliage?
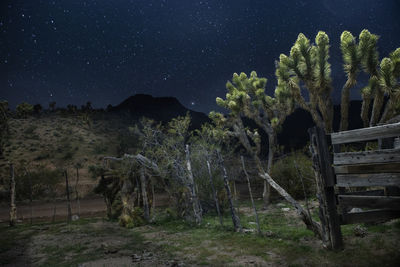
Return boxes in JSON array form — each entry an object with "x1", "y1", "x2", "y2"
[
  {"x1": 214, "y1": 71, "x2": 295, "y2": 207},
  {"x1": 379, "y1": 49, "x2": 400, "y2": 122},
  {"x1": 279, "y1": 29, "x2": 400, "y2": 131},
  {"x1": 276, "y1": 31, "x2": 334, "y2": 132},
  {"x1": 216, "y1": 71, "x2": 294, "y2": 133},
  {"x1": 340, "y1": 31, "x2": 361, "y2": 131}
]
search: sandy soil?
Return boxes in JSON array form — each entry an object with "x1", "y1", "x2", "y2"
[{"x1": 0, "y1": 193, "x2": 170, "y2": 223}]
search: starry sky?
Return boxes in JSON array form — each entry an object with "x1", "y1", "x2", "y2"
[{"x1": 1, "y1": 0, "x2": 400, "y2": 112}]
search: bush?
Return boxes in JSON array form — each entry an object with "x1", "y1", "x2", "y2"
[
  {"x1": 270, "y1": 150, "x2": 315, "y2": 200},
  {"x1": 15, "y1": 166, "x2": 63, "y2": 201},
  {"x1": 119, "y1": 207, "x2": 145, "y2": 228}
]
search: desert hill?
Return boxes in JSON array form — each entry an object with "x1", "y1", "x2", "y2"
[{"x1": 0, "y1": 94, "x2": 366, "y2": 199}]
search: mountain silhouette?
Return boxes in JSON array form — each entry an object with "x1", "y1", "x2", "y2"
[
  {"x1": 110, "y1": 94, "x2": 366, "y2": 152},
  {"x1": 110, "y1": 94, "x2": 210, "y2": 129}
]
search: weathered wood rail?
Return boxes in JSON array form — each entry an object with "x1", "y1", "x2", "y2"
[{"x1": 309, "y1": 122, "x2": 400, "y2": 249}]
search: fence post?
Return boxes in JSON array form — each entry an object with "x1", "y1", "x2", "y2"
[
  {"x1": 310, "y1": 127, "x2": 343, "y2": 250},
  {"x1": 9, "y1": 163, "x2": 17, "y2": 226}
]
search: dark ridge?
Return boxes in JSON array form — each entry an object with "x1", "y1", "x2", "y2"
[
  {"x1": 110, "y1": 95, "x2": 369, "y2": 153},
  {"x1": 110, "y1": 94, "x2": 210, "y2": 129}
]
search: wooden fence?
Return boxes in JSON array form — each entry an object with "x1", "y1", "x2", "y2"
[{"x1": 309, "y1": 122, "x2": 400, "y2": 249}]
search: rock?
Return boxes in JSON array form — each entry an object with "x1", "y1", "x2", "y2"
[
  {"x1": 143, "y1": 251, "x2": 153, "y2": 258},
  {"x1": 72, "y1": 215, "x2": 79, "y2": 221},
  {"x1": 264, "y1": 230, "x2": 274, "y2": 237},
  {"x1": 243, "y1": 228, "x2": 255, "y2": 234},
  {"x1": 131, "y1": 254, "x2": 141, "y2": 262},
  {"x1": 349, "y1": 208, "x2": 363, "y2": 213},
  {"x1": 354, "y1": 225, "x2": 367, "y2": 237}
]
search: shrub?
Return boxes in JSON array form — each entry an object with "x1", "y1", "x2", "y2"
[
  {"x1": 270, "y1": 150, "x2": 315, "y2": 200},
  {"x1": 16, "y1": 102, "x2": 34, "y2": 118},
  {"x1": 15, "y1": 166, "x2": 63, "y2": 200}
]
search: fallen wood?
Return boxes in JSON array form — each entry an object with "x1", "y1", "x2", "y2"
[{"x1": 259, "y1": 172, "x2": 323, "y2": 240}]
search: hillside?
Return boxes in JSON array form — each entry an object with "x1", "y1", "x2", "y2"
[
  {"x1": 0, "y1": 94, "x2": 210, "y2": 198},
  {"x1": 0, "y1": 95, "x2": 368, "y2": 199}
]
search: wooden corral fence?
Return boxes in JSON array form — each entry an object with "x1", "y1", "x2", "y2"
[{"x1": 309, "y1": 122, "x2": 400, "y2": 250}]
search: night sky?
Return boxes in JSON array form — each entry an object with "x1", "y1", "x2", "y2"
[{"x1": 1, "y1": 0, "x2": 400, "y2": 113}]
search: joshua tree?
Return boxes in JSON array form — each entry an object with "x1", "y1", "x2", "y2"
[
  {"x1": 341, "y1": 30, "x2": 400, "y2": 129},
  {"x1": 67, "y1": 104, "x2": 77, "y2": 114},
  {"x1": 275, "y1": 31, "x2": 333, "y2": 132},
  {"x1": 49, "y1": 101, "x2": 56, "y2": 112},
  {"x1": 377, "y1": 48, "x2": 400, "y2": 123},
  {"x1": 33, "y1": 104, "x2": 43, "y2": 115},
  {"x1": 339, "y1": 31, "x2": 361, "y2": 131},
  {"x1": 277, "y1": 30, "x2": 400, "y2": 132},
  {"x1": 16, "y1": 102, "x2": 34, "y2": 119},
  {"x1": 215, "y1": 71, "x2": 294, "y2": 207}
]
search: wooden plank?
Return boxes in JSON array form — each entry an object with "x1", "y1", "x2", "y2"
[
  {"x1": 336, "y1": 173, "x2": 400, "y2": 187},
  {"x1": 331, "y1": 122, "x2": 400, "y2": 145},
  {"x1": 338, "y1": 195, "x2": 400, "y2": 210},
  {"x1": 342, "y1": 189, "x2": 385, "y2": 196},
  {"x1": 334, "y1": 149, "x2": 400, "y2": 165},
  {"x1": 334, "y1": 163, "x2": 400, "y2": 174},
  {"x1": 340, "y1": 209, "x2": 400, "y2": 225}
]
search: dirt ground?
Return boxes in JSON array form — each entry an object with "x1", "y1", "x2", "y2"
[
  {"x1": 0, "y1": 194, "x2": 170, "y2": 223},
  {"x1": 1, "y1": 198, "x2": 399, "y2": 266}
]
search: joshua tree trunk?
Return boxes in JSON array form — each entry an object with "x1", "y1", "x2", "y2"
[
  {"x1": 241, "y1": 156, "x2": 261, "y2": 235},
  {"x1": 75, "y1": 167, "x2": 80, "y2": 216},
  {"x1": 361, "y1": 95, "x2": 372, "y2": 128},
  {"x1": 379, "y1": 99, "x2": 396, "y2": 124},
  {"x1": 9, "y1": 163, "x2": 17, "y2": 226},
  {"x1": 140, "y1": 167, "x2": 150, "y2": 222},
  {"x1": 370, "y1": 87, "x2": 385, "y2": 126},
  {"x1": 64, "y1": 170, "x2": 72, "y2": 222},
  {"x1": 185, "y1": 144, "x2": 202, "y2": 224},
  {"x1": 340, "y1": 79, "x2": 356, "y2": 131},
  {"x1": 206, "y1": 159, "x2": 223, "y2": 226},
  {"x1": 318, "y1": 93, "x2": 334, "y2": 133},
  {"x1": 121, "y1": 178, "x2": 134, "y2": 219},
  {"x1": 218, "y1": 151, "x2": 242, "y2": 232},
  {"x1": 262, "y1": 131, "x2": 276, "y2": 209}
]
